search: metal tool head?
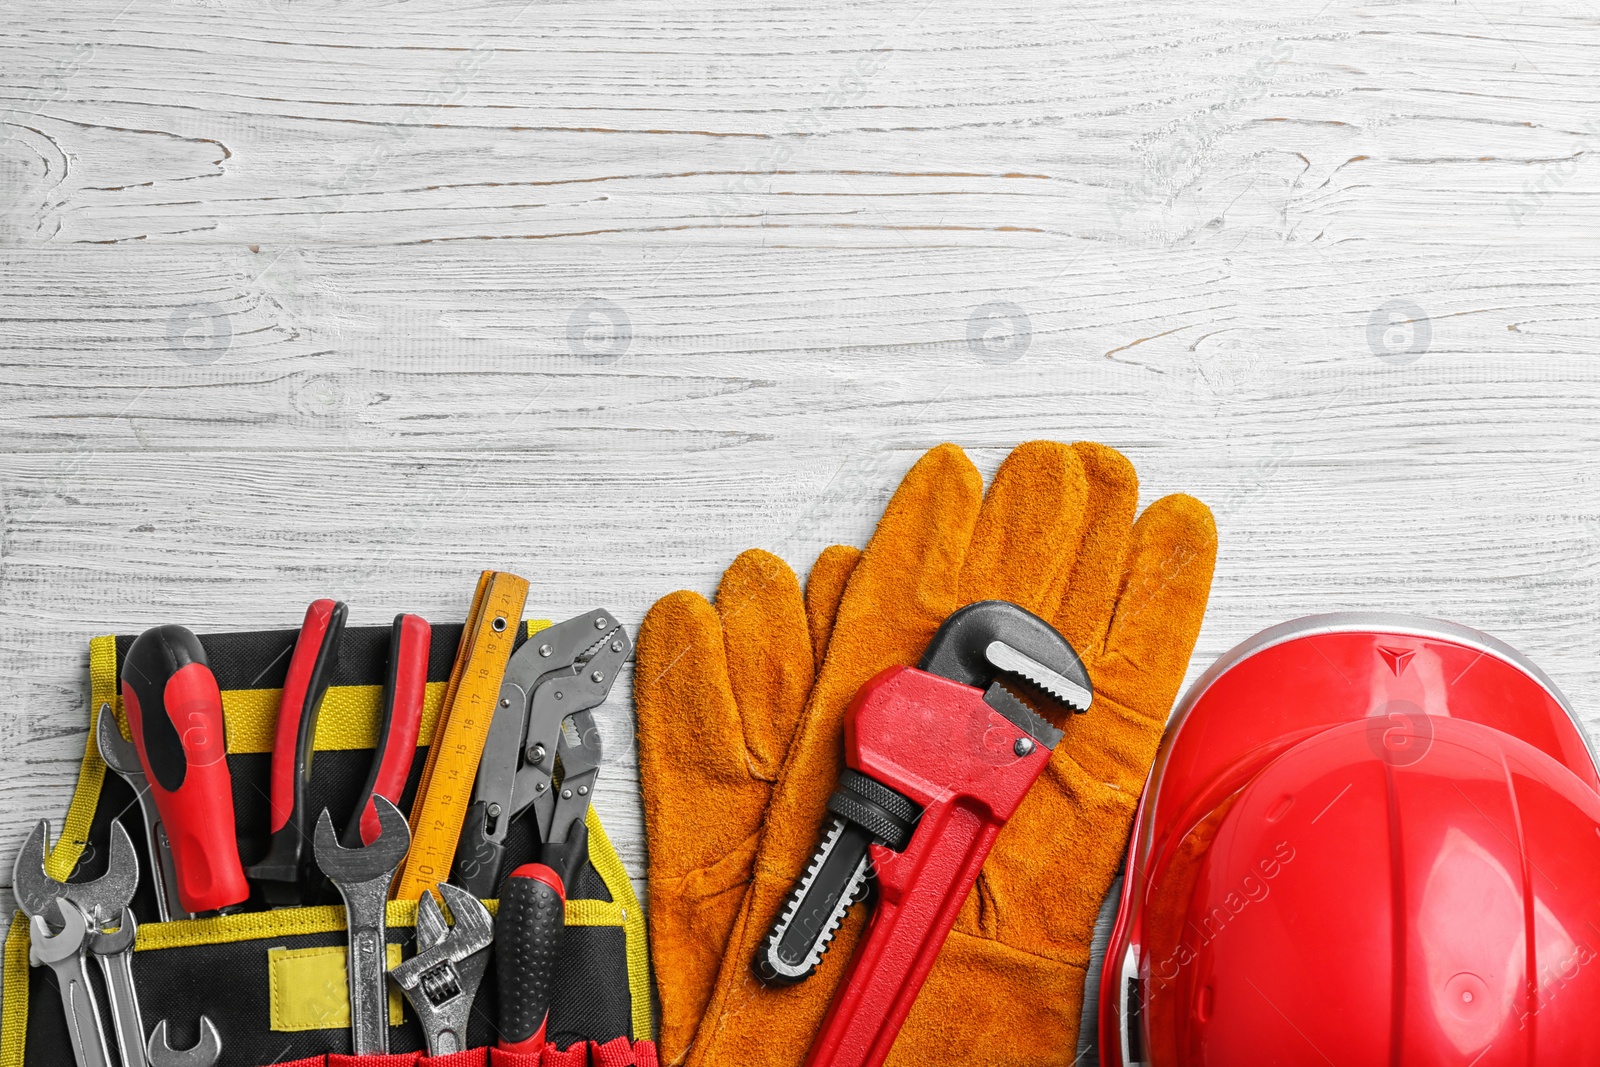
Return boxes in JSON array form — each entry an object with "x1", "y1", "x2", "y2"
[
  {"x1": 525, "y1": 610, "x2": 628, "y2": 678},
  {"x1": 96, "y1": 703, "x2": 142, "y2": 777},
  {"x1": 433, "y1": 882, "x2": 494, "y2": 952},
  {"x1": 146, "y1": 1016, "x2": 222, "y2": 1067},
  {"x1": 88, "y1": 907, "x2": 137, "y2": 957},
  {"x1": 13, "y1": 819, "x2": 140, "y2": 925},
  {"x1": 521, "y1": 613, "x2": 630, "y2": 734},
  {"x1": 27, "y1": 899, "x2": 91, "y2": 966},
  {"x1": 523, "y1": 617, "x2": 629, "y2": 834},
  {"x1": 398, "y1": 884, "x2": 493, "y2": 968},
  {"x1": 311, "y1": 796, "x2": 410, "y2": 884},
  {"x1": 918, "y1": 600, "x2": 1092, "y2": 747},
  {"x1": 416, "y1": 888, "x2": 451, "y2": 950},
  {"x1": 391, "y1": 883, "x2": 494, "y2": 1055},
  {"x1": 454, "y1": 613, "x2": 628, "y2": 896}
]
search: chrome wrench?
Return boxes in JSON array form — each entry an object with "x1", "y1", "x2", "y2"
[
  {"x1": 146, "y1": 1017, "x2": 222, "y2": 1067},
  {"x1": 88, "y1": 908, "x2": 148, "y2": 1067},
  {"x1": 28, "y1": 901, "x2": 111, "y2": 1067},
  {"x1": 97, "y1": 701, "x2": 189, "y2": 922},
  {"x1": 14, "y1": 820, "x2": 140, "y2": 1067},
  {"x1": 311, "y1": 795, "x2": 411, "y2": 1055},
  {"x1": 389, "y1": 882, "x2": 494, "y2": 1055}
]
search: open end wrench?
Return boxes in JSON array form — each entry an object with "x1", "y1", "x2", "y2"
[
  {"x1": 389, "y1": 882, "x2": 494, "y2": 1056},
  {"x1": 14, "y1": 820, "x2": 143, "y2": 1067},
  {"x1": 28, "y1": 902, "x2": 111, "y2": 1067},
  {"x1": 13, "y1": 819, "x2": 139, "y2": 928},
  {"x1": 312, "y1": 795, "x2": 411, "y2": 1055},
  {"x1": 146, "y1": 1017, "x2": 222, "y2": 1067},
  {"x1": 89, "y1": 908, "x2": 147, "y2": 1067},
  {"x1": 98, "y1": 702, "x2": 189, "y2": 922}
]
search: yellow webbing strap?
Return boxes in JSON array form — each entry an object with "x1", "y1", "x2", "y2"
[
  {"x1": 41, "y1": 637, "x2": 120, "y2": 881},
  {"x1": 131, "y1": 899, "x2": 420, "y2": 950},
  {"x1": 1, "y1": 915, "x2": 28, "y2": 1067},
  {"x1": 218, "y1": 683, "x2": 451, "y2": 754}
]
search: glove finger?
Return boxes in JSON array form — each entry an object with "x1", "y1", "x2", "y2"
[
  {"x1": 1062, "y1": 492, "x2": 1217, "y2": 792},
  {"x1": 1046, "y1": 442, "x2": 1139, "y2": 658},
  {"x1": 805, "y1": 544, "x2": 860, "y2": 669},
  {"x1": 635, "y1": 590, "x2": 756, "y2": 869},
  {"x1": 821, "y1": 442, "x2": 985, "y2": 698},
  {"x1": 638, "y1": 583, "x2": 796, "y2": 1066},
  {"x1": 716, "y1": 549, "x2": 814, "y2": 781},
  {"x1": 740, "y1": 444, "x2": 983, "y2": 911},
  {"x1": 956, "y1": 440, "x2": 1088, "y2": 612}
]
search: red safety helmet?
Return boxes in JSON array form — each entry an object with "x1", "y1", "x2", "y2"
[{"x1": 1100, "y1": 613, "x2": 1600, "y2": 1066}]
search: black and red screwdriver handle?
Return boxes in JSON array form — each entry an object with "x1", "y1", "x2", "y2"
[
  {"x1": 248, "y1": 599, "x2": 346, "y2": 898},
  {"x1": 120, "y1": 624, "x2": 250, "y2": 914},
  {"x1": 497, "y1": 863, "x2": 567, "y2": 1054},
  {"x1": 345, "y1": 613, "x2": 430, "y2": 846}
]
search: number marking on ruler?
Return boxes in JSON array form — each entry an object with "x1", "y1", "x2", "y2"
[{"x1": 392, "y1": 569, "x2": 529, "y2": 900}]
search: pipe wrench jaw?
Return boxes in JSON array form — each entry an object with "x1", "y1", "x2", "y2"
[{"x1": 918, "y1": 598, "x2": 1092, "y2": 725}]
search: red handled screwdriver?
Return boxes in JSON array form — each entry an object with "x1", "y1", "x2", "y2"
[
  {"x1": 120, "y1": 624, "x2": 250, "y2": 914},
  {"x1": 497, "y1": 863, "x2": 567, "y2": 1054}
]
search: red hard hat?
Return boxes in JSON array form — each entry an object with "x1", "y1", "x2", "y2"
[{"x1": 1100, "y1": 613, "x2": 1600, "y2": 1066}]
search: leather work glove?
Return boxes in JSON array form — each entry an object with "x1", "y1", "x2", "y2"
[
  {"x1": 641, "y1": 441, "x2": 1216, "y2": 1067},
  {"x1": 636, "y1": 543, "x2": 861, "y2": 1061}
]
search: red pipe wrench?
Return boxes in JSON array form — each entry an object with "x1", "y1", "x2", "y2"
[{"x1": 756, "y1": 600, "x2": 1092, "y2": 1067}]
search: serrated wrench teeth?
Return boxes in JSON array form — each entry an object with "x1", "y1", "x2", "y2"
[
  {"x1": 985, "y1": 640, "x2": 1093, "y2": 711},
  {"x1": 756, "y1": 816, "x2": 874, "y2": 984}
]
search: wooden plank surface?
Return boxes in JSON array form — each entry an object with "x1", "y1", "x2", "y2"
[{"x1": 4, "y1": 0, "x2": 1600, "y2": 1055}]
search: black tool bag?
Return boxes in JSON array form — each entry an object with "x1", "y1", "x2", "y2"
[{"x1": 1, "y1": 621, "x2": 652, "y2": 1066}]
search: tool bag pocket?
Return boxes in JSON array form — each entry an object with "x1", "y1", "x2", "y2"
[{"x1": 2, "y1": 621, "x2": 651, "y2": 1066}]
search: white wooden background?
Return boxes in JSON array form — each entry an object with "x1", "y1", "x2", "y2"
[{"x1": 4, "y1": 0, "x2": 1600, "y2": 1055}]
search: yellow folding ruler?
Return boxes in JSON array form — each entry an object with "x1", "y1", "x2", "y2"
[{"x1": 392, "y1": 569, "x2": 529, "y2": 900}]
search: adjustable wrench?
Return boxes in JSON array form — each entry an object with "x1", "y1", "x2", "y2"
[
  {"x1": 98, "y1": 702, "x2": 189, "y2": 922},
  {"x1": 27, "y1": 901, "x2": 111, "y2": 1067},
  {"x1": 312, "y1": 795, "x2": 411, "y2": 1055},
  {"x1": 390, "y1": 882, "x2": 495, "y2": 1055}
]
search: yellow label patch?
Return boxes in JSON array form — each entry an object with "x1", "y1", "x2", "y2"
[{"x1": 266, "y1": 944, "x2": 404, "y2": 1032}]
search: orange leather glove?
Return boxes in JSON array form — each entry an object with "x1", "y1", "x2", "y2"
[
  {"x1": 641, "y1": 442, "x2": 1215, "y2": 1067},
  {"x1": 636, "y1": 544, "x2": 860, "y2": 1062}
]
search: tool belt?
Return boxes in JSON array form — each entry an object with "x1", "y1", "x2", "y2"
[{"x1": 1, "y1": 621, "x2": 652, "y2": 1066}]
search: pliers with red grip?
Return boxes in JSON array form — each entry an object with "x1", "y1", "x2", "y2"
[{"x1": 247, "y1": 600, "x2": 431, "y2": 906}]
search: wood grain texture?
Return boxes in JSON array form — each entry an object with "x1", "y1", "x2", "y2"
[{"x1": 3, "y1": 0, "x2": 1600, "y2": 1056}]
